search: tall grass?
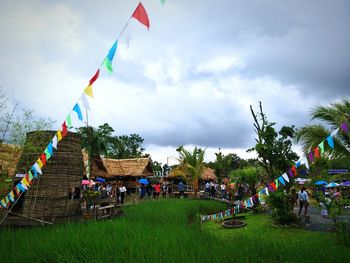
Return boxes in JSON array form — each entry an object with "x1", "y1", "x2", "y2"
[{"x1": 0, "y1": 199, "x2": 348, "y2": 263}]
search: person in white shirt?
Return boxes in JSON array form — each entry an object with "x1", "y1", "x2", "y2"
[
  {"x1": 298, "y1": 187, "x2": 309, "y2": 217},
  {"x1": 220, "y1": 183, "x2": 226, "y2": 199},
  {"x1": 119, "y1": 185, "x2": 127, "y2": 205}
]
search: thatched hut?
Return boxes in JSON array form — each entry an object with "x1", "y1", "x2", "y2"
[
  {"x1": 88, "y1": 156, "x2": 154, "y2": 191},
  {"x1": 1, "y1": 131, "x2": 84, "y2": 226}
]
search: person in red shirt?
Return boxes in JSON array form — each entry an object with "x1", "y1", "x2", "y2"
[{"x1": 154, "y1": 182, "x2": 161, "y2": 199}]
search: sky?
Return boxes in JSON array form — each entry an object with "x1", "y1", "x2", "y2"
[{"x1": 0, "y1": 0, "x2": 349, "y2": 166}]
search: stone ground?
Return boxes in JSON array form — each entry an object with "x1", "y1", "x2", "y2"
[{"x1": 294, "y1": 204, "x2": 350, "y2": 232}]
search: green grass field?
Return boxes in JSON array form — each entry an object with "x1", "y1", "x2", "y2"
[{"x1": 0, "y1": 199, "x2": 348, "y2": 263}]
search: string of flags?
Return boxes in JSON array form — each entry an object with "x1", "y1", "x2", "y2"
[
  {"x1": 201, "y1": 121, "x2": 350, "y2": 222},
  {"x1": 0, "y1": 2, "x2": 151, "y2": 210}
]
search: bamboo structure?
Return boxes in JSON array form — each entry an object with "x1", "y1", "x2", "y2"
[{"x1": 1, "y1": 131, "x2": 83, "y2": 226}]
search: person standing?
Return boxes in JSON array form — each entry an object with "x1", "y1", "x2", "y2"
[
  {"x1": 205, "y1": 181, "x2": 210, "y2": 198},
  {"x1": 298, "y1": 187, "x2": 309, "y2": 217},
  {"x1": 154, "y1": 182, "x2": 161, "y2": 199},
  {"x1": 178, "y1": 180, "x2": 185, "y2": 198},
  {"x1": 220, "y1": 182, "x2": 226, "y2": 199},
  {"x1": 161, "y1": 183, "x2": 168, "y2": 198},
  {"x1": 119, "y1": 184, "x2": 127, "y2": 205}
]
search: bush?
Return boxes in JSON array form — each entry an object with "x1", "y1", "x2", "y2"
[{"x1": 266, "y1": 190, "x2": 297, "y2": 225}]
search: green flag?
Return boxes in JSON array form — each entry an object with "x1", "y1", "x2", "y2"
[
  {"x1": 161, "y1": 0, "x2": 166, "y2": 5},
  {"x1": 103, "y1": 57, "x2": 113, "y2": 73},
  {"x1": 318, "y1": 140, "x2": 325, "y2": 154}
]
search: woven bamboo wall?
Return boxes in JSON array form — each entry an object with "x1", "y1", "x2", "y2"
[{"x1": 14, "y1": 130, "x2": 83, "y2": 221}]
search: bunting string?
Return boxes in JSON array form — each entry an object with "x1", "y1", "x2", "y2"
[
  {"x1": 201, "y1": 122, "x2": 349, "y2": 222},
  {"x1": 0, "y1": 1, "x2": 151, "y2": 216}
]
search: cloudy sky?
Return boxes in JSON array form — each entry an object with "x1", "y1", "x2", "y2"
[{"x1": 1, "y1": 0, "x2": 349, "y2": 165}]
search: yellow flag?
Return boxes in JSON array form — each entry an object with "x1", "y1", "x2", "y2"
[
  {"x1": 57, "y1": 130, "x2": 62, "y2": 142},
  {"x1": 37, "y1": 158, "x2": 43, "y2": 168},
  {"x1": 9, "y1": 191, "x2": 15, "y2": 199},
  {"x1": 84, "y1": 85, "x2": 94, "y2": 98},
  {"x1": 22, "y1": 177, "x2": 30, "y2": 187}
]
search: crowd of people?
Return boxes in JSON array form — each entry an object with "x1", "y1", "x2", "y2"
[{"x1": 138, "y1": 181, "x2": 172, "y2": 199}]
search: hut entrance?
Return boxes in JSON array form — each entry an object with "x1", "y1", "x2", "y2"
[{"x1": 1, "y1": 131, "x2": 84, "y2": 227}]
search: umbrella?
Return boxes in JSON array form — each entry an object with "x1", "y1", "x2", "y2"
[
  {"x1": 96, "y1": 177, "x2": 106, "y2": 183},
  {"x1": 82, "y1": 180, "x2": 90, "y2": 185},
  {"x1": 341, "y1": 181, "x2": 350, "y2": 187},
  {"x1": 138, "y1": 178, "x2": 149, "y2": 185},
  {"x1": 315, "y1": 181, "x2": 328, "y2": 185},
  {"x1": 326, "y1": 182, "x2": 340, "y2": 188}
]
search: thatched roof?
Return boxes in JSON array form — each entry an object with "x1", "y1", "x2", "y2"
[
  {"x1": 83, "y1": 152, "x2": 153, "y2": 178},
  {"x1": 201, "y1": 167, "x2": 217, "y2": 181},
  {"x1": 168, "y1": 167, "x2": 217, "y2": 181}
]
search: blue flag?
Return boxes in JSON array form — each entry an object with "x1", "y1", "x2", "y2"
[
  {"x1": 107, "y1": 41, "x2": 118, "y2": 62},
  {"x1": 326, "y1": 135, "x2": 334, "y2": 149},
  {"x1": 278, "y1": 176, "x2": 286, "y2": 185},
  {"x1": 73, "y1": 103, "x2": 83, "y2": 121}
]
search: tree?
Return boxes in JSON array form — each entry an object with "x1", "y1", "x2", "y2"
[
  {"x1": 248, "y1": 102, "x2": 299, "y2": 182},
  {"x1": 108, "y1": 134, "x2": 145, "y2": 159},
  {"x1": 230, "y1": 167, "x2": 261, "y2": 197},
  {"x1": 295, "y1": 98, "x2": 350, "y2": 158},
  {"x1": 176, "y1": 146, "x2": 206, "y2": 193}
]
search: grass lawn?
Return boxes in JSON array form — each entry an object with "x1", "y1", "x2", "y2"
[{"x1": 0, "y1": 199, "x2": 348, "y2": 263}]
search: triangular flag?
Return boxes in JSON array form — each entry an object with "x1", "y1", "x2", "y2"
[
  {"x1": 265, "y1": 187, "x2": 269, "y2": 196},
  {"x1": 288, "y1": 169, "x2": 293, "y2": 178},
  {"x1": 28, "y1": 171, "x2": 34, "y2": 181},
  {"x1": 45, "y1": 142, "x2": 53, "y2": 159},
  {"x1": 291, "y1": 166, "x2": 297, "y2": 176},
  {"x1": 326, "y1": 135, "x2": 334, "y2": 149},
  {"x1": 282, "y1": 173, "x2": 290, "y2": 183},
  {"x1": 31, "y1": 167, "x2": 38, "y2": 178},
  {"x1": 314, "y1": 146, "x2": 320, "y2": 158},
  {"x1": 132, "y1": 2, "x2": 150, "y2": 29},
  {"x1": 17, "y1": 182, "x2": 27, "y2": 192},
  {"x1": 52, "y1": 135, "x2": 58, "y2": 149},
  {"x1": 57, "y1": 130, "x2": 62, "y2": 142},
  {"x1": 73, "y1": 103, "x2": 83, "y2": 121},
  {"x1": 318, "y1": 141, "x2": 325, "y2": 154},
  {"x1": 61, "y1": 122, "x2": 68, "y2": 138},
  {"x1": 81, "y1": 93, "x2": 90, "y2": 111},
  {"x1": 66, "y1": 115, "x2": 72, "y2": 129},
  {"x1": 295, "y1": 161, "x2": 301, "y2": 168},
  {"x1": 14, "y1": 186, "x2": 21, "y2": 197},
  {"x1": 275, "y1": 179, "x2": 279, "y2": 189},
  {"x1": 89, "y1": 69, "x2": 100, "y2": 86},
  {"x1": 0, "y1": 199, "x2": 7, "y2": 209},
  {"x1": 40, "y1": 153, "x2": 47, "y2": 166},
  {"x1": 270, "y1": 182, "x2": 277, "y2": 191},
  {"x1": 340, "y1": 122, "x2": 349, "y2": 134},
  {"x1": 22, "y1": 177, "x2": 30, "y2": 187},
  {"x1": 33, "y1": 162, "x2": 42, "y2": 175},
  {"x1": 278, "y1": 176, "x2": 286, "y2": 185},
  {"x1": 84, "y1": 85, "x2": 94, "y2": 98},
  {"x1": 161, "y1": 0, "x2": 166, "y2": 5},
  {"x1": 25, "y1": 174, "x2": 32, "y2": 185},
  {"x1": 107, "y1": 41, "x2": 118, "y2": 62},
  {"x1": 8, "y1": 192, "x2": 15, "y2": 202},
  {"x1": 308, "y1": 152, "x2": 314, "y2": 163},
  {"x1": 102, "y1": 57, "x2": 113, "y2": 73},
  {"x1": 5, "y1": 196, "x2": 10, "y2": 206},
  {"x1": 37, "y1": 158, "x2": 43, "y2": 168},
  {"x1": 331, "y1": 128, "x2": 339, "y2": 137}
]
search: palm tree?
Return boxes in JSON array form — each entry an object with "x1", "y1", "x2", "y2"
[
  {"x1": 296, "y1": 99, "x2": 350, "y2": 158},
  {"x1": 176, "y1": 146, "x2": 206, "y2": 194}
]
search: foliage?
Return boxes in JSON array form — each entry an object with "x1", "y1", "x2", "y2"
[
  {"x1": 176, "y1": 146, "x2": 206, "y2": 192},
  {"x1": 248, "y1": 102, "x2": 299, "y2": 181},
  {"x1": 266, "y1": 190, "x2": 297, "y2": 225},
  {"x1": 108, "y1": 134, "x2": 145, "y2": 159},
  {"x1": 1, "y1": 199, "x2": 349, "y2": 263},
  {"x1": 295, "y1": 98, "x2": 350, "y2": 158},
  {"x1": 230, "y1": 167, "x2": 261, "y2": 196},
  {"x1": 207, "y1": 150, "x2": 247, "y2": 181},
  {"x1": 82, "y1": 190, "x2": 101, "y2": 211}
]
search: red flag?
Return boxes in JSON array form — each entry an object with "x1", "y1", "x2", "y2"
[
  {"x1": 13, "y1": 186, "x2": 20, "y2": 197},
  {"x1": 25, "y1": 173, "x2": 33, "y2": 185},
  {"x1": 270, "y1": 182, "x2": 277, "y2": 190},
  {"x1": 314, "y1": 146, "x2": 320, "y2": 158},
  {"x1": 291, "y1": 165, "x2": 297, "y2": 176},
  {"x1": 40, "y1": 153, "x2": 47, "y2": 166},
  {"x1": 132, "y1": 2, "x2": 150, "y2": 29},
  {"x1": 89, "y1": 69, "x2": 100, "y2": 85},
  {"x1": 61, "y1": 121, "x2": 68, "y2": 138}
]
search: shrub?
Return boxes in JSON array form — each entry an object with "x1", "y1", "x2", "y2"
[{"x1": 266, "y1": 190, "x2": 297, "y2": 225}]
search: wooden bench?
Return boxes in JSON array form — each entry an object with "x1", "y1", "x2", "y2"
[{"x1": 96, "y1": 204, "x2": 118, "y2": 219}]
